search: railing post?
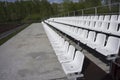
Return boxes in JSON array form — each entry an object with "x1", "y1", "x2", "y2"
[
  {"x1": 74, "y1": 11, "x2": 75, "y2": 16},
  {"x1": 119, "y1": 3, "x2": 120, "y2": 15},
  {"x1": 95, "y1": 7, "x2": 97, "y2": 15},
  {"x1": 68, "y1": 12, "x2": 69, "y2": 16},
  {"x1": 82, "y1": 9, "x2": 84, "y2": 16},
  {"x1": 108, "y1": 0, "x2": 112, "y2": 11}
]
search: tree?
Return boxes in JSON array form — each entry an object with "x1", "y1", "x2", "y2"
[{"x1": 84, "y1": 0, "x2": 101, "y2": 8}]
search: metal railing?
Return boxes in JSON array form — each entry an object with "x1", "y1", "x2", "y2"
[{"x1": 54, "y1": 2, "x2": 120, "y2": 17}]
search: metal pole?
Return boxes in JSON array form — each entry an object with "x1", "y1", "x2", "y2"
[
  {"x1": 95, "y1": 7, "x2": 97, "y2": 15},
  {"x1": 108, "y1": 0, "x2": 111, "y2": 11},
  {"x1": 68, "y1": 12, "x2": 69, "y2": 16},
  {"x1": 82, "y1": 9, "x2": 84, "y2": 16},
  {"x1": 119, "y1": 3, "x2": 120, "y2": 15},
  {"x1": 74, "y1": 11, "x2": 75, "y2": 16}
]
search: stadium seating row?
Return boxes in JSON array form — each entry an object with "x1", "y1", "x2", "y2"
[
  {"x1": 49, "y1": 15, "x2": 120, "y2": 36},
  {"x1": 45, "y1": 17, "x2": 120, "y2": 60},
  {"x1": 42, "y1": 22, "x2": 85, "y2": 80}
]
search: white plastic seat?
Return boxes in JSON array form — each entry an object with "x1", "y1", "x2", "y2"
[
  {"x1": 83, "y1": 16, "x2": 87, "y2": 20},
  {"x1": 88, "y1": 21, "x2": 95, "y2": 30},
  {"x1": 104, "y1": 15, "x2": 110, "y2": 21},
  {"x1": 52, "y1": 37, "x2": 65, "y2": 49},
  {"x1": 43, "y1": 23, "x2": 69, "y2": 57},
  {"x1": 87, "y1": 33, "x2": 106, "y2": 49},
  {"x1": 87, "y1": 16, "x2": 91, "y2": 20},
  {"x1": 113, "y1": 24, "x2": 120, "y2": 36},
  {"x1": 78, "y1": 30, "x2": 88, "y2": 41},
  {"x1": 100, "y1": 22, "x2": 109, "y2": 32},
  {"x1": 110, "y1": 15, "x2": 118, "y2": 22},
  {"x1": 91, "y1": 16, "x2": 94, "y2": 20},
  {"x1": 84, "y1": 21, "x2": 90, "y2": 28},
  {"x1": 108, "y1": 22, "x2": 119, "y2": 34},
  {"x1": 73, "y1": 29, "x2": 83, "y2": 40},
  {"x1": 93, "y1": 16, "x2": 98, "y2": 21},
  {"x1": 50, "y1": 34, "x2": 61, "y2": 43},
  {"x1": 62, "y1": 51, "x2": 85, "y2": 79},
  {"x1": 82, "y1": 31, "x2": 96, "y2": 44},
  {"x1": 94, "y1": 21, "x2": 102, "y2": 30},
  {"x1": 96, "y1": 36, "x2": 120, "y2": 59},
  {"x1": 70, "y1": 27, "x2": 78, "y2": 38},
  {"x1": 99, "y1": 15, "x2": 104, "y2": 21},
  {"x1": 55, "y1": 41, "x2": 69, "y2": 56},
  {"x1": 58, "y1": 45, "x2": 75, "y2": 63},
  {"x1": 79, "y1": 21, "x2": 85, "y2": 27},
  {"x1": 50, "y1": 35, "x2": 61, "y2": 44},
  {"x1": 78, "y1": 28, "x2": 83, "y2": 34},
  {"x1": 43, "y1": 24, "x2": 63, "y2": 45},
  {"x1": 118, "y1": 15, "x2": 120, "y2": 22}
]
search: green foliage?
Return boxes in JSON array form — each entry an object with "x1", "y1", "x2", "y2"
[
  {"x1": 0, "y1": 0, "x2": 105, "y2": 23},
  {"x1": 0, "y1": 0, "x2": 53, "y2": 23},
  {"x1": 51, "y1": 3, "x2": 59, "y2": 15},
  {"x1": 60, "y1": 0, "x2": 102, "y2": 16},
  {"x1": 84, "y1": 0, "x2": 101, "y2": 8},
  {"x1": 22, "y1": 14, "x2": 42, "y2": 23}
]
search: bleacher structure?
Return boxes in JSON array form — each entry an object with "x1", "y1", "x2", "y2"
[{"x1": 42, "y1": 15, "x2": 120, "y2": 80}]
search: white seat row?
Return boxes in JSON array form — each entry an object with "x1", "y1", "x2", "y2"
[
  {"x1": 50, "y1": 15, "x2": 120, "y2": 24},
  {"x1": 48, "y1": 15, "x2": 120, "y2": 36},
  {"x1": 45, "y1": 21, "x2": 120, "y2": 60},
  {"x1": 42, "y1": 22, "x2": 85, "y2": 80}
]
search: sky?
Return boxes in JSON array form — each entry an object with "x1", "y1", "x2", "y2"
[
  {"x1": 48, "y1": 0, "x2": 63, "y2": 3},
  {"x1": 0, "y1": 0, "x2": 79, "y2": 3}
]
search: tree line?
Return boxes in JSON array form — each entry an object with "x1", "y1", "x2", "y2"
[{"x1": 0, "y1": 0, "x2": 119, "y2": 23}]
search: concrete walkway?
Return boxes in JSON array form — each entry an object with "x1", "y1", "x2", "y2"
[{"x1": 0, "y1": 23, "x2": 66, "y2": 80}]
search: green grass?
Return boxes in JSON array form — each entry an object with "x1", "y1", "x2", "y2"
[{"x1": 0, "y1": 24, "x2": 30, "y2": 45}]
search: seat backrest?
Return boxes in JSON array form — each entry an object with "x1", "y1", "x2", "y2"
[
  {"x1": 67, "y1": 45, "x2": 75, "y2": 59},
  {"x1": 110, "y1": 15, "x2": 118, "y2": 21},
  {"x1": 71, "y1": 27, "x2": 74, "y2": 32},
  {"x1": 100, "y1": 22, "x2": 109, "y2": 30},
  {"x1": 95, "y1": 22, "x2": 102, "y2": 28},
  {"x1": 68, "y1": 26, "x2": 72, "y2": 31},
  {"x1": 59, "y1": 38, "x2": 65, "y2": 46},
  {"x1": 91, "y1": 16, "x2": 94, "y2": 20},
  {"x1": 78, "y1": 29, "x2": 83, "y2": 35},
  {"x1": 87, "y1": 16, "x2": 91, "y2": 20},
  {"x1": 73, "y1": 51, "x2": 85, "y2": 72},
  {"x1": 80, "y1": 30, "x2": 88, "y2": 38},
  {"x1": 64, "y1": 41, "x2": 69, "y2": 53},
  {"x1": 89, "y1": 21, "x2": 95, "y2": 28},
  {"x1": 118, "y1": 24, "x2": 120, "y2": 33},
  {"x1": 118, "y1": 15, "x2": 120, "y2": 21},
  {"x1": 94, "y1": 16, "x2": 98, "y2": 20},
  {"x1": 82, "y1": 21, "x2": 86, "y2": 26},
  {"x1": 105, "y1": 36, "x2": 120, "y2": 53},
  {"x1": 104, "y1": 15, "x2": 110, "y2": 21},
  {"x1": 99, "y1": 15, "x2": 104, "y2": 21},
  {"x1": 73, "y1": 27, "x2": 78, "y2": 33},
  {"x1": 87, "y1": 31, "x2": 96, "y2": 42},
  {"x1": 95, "y1": 33, "x2": 106, "y2": 46},
  {"x1": 84, "y1": 21, "x2": 90, "y2": 27},
  {"x1": 108, "y1": 22, "x2": 118, "y2": 32},
  {"x1": 83, "y1": 16, "x2": 87, "y2": 20}
]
